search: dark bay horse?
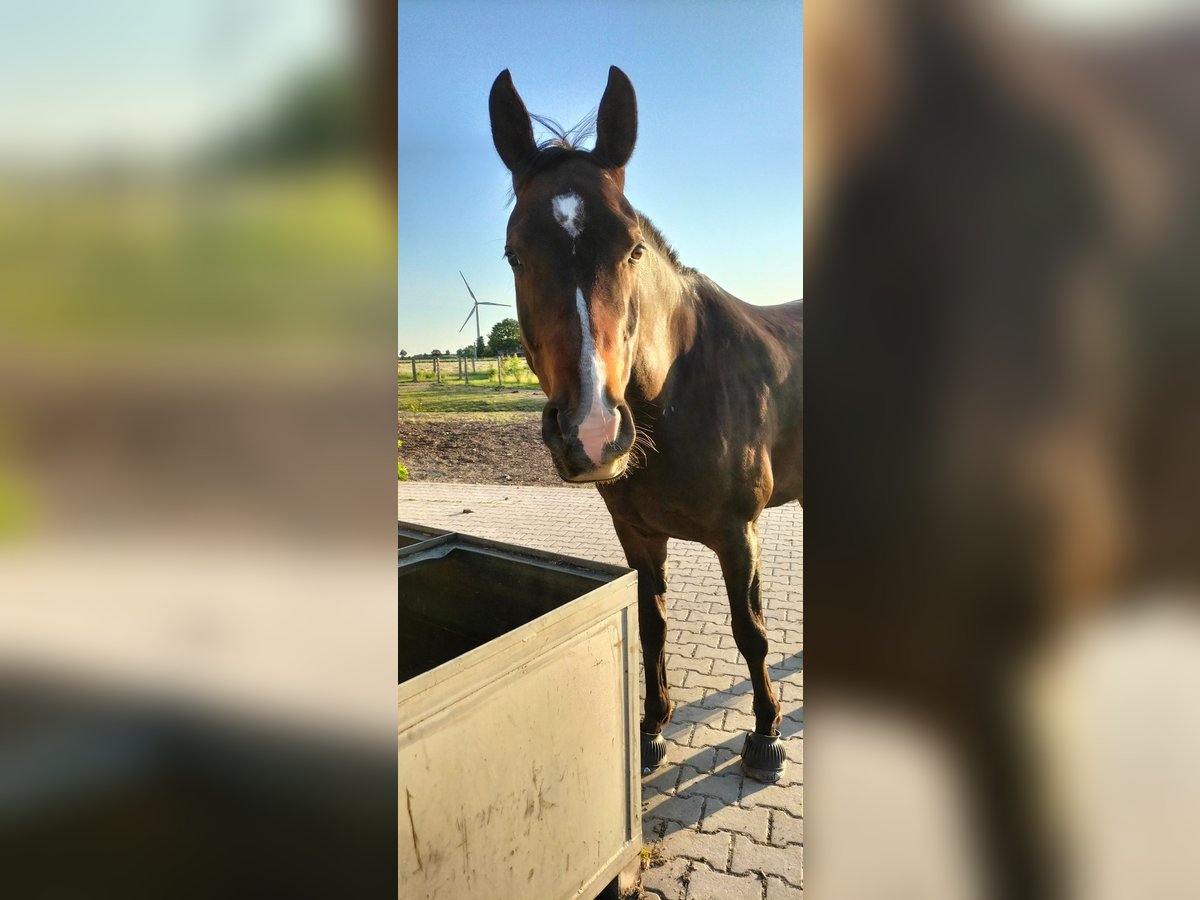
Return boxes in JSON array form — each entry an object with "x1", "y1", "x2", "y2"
[{"x1": 489, "y1": 66, "x2": 802, "y2": 782}]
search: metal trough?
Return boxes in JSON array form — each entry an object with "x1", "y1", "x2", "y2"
[{"x1": 398, "y1": 523, "x2": 641, "y2": 900}]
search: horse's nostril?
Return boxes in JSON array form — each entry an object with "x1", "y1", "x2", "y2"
[
  {"x1": 541, "y1": 404, "x2": 565, "y2": 441},
  {"x1": 613, "y1": 404, "x2": 636, "y2": 454}
]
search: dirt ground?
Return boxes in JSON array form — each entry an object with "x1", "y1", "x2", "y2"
[{"x1": 398, "y1": 412, "x2": 584, "y2": 487}]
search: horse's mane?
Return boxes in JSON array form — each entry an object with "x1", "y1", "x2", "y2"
[
  {"x1": 507, "y1": 112, "x2": 696, "y2": 276},
  {"x1": 530, "y1": 112, "x2": 597, "y2": 153},
  {"x1": 635, "y1": 213, "x2": 694, "y2": 276},
  {"x1": 505, "y1": 112, "x2": 600, "y2": 202}
]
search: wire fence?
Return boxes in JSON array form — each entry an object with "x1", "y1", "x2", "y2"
[{"x1": 397, "y1": 354, "x2": 540, "y2": 388}]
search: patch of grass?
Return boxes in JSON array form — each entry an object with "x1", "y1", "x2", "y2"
[
  {"x1": 1, "y1": 169, "x2": 392, "y2": 347},
  {"x1": 398, "y1": 382, "x2": 546, "y2": 413},
  {"x1": 397, "y1": 439, "x2": 408, "y2": 481}
]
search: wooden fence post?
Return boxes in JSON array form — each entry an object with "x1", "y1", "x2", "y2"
[
  {"x1": 496, "y1": 355, "x2": 503, "y2": 386},
  {"x1": 434, "y1": 356, "x2": 441, "y2": 384},
  {"x1": 410, "y1": 359, "x2": 416, "y2": 381}
]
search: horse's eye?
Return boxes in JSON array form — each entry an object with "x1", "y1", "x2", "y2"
[
  {"x1": 505, "y1": 251, "x2": 522, "y2": 269},
  {"x1": 629, "y1": 244, "x2": 645, "y2": 263}
]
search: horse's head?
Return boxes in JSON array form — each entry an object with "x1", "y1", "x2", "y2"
[{"x1": 489, "y1": 66, "x2": 642, "y2": 483}]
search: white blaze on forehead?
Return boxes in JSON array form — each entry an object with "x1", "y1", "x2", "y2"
[
  {"x1": 574, "y1": 287, "x2": 618, "y2": 465},
  {"x1": 552, "y1": 193, "x2": 584, "y2": 239}
]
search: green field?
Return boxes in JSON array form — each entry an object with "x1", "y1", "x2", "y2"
[
  {"x1": 1, "y1": 169, "x2": 393, "y2": 351},
  {"x1": 398, "y1": 356, "x2": 541, "y2": 389},
  {"x1": 398, "y1": 382, "x2": 546, "y2": 413}
]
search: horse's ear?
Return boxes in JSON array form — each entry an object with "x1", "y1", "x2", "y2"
[
  {"x1": 489, "y1": 69, "x2": 537, "y2": 175},
  {"x1": 594, "y1": 66, "x2": 637, "y2": 170}
]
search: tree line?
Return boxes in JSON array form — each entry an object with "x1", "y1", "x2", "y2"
[{"x1": 399, "y1": 318, "x2": 522, "y2": 360}]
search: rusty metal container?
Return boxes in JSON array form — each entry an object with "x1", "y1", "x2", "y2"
[{"x1": 398, "y1": 523, "x2": 641, "y2": 900}]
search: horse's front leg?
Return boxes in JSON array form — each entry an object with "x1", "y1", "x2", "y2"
[
  {"x1": 715, "y1": 521, "x2": 787, "y2": 782},
  {"x1": 613, "y1": 523, "x2": 672, "y2": 773}
]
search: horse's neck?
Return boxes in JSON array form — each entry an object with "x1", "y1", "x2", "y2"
[{"x1": 628, "y1": 250, "x2": 703, "y2": 409}]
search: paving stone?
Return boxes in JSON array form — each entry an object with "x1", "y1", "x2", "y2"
[
  {"x1": 777, "y1": 683, "x2": 804, "y2": 706},
  {"x1": 730, "y1": 835, "x2": 803, "y2": 887},
  {"x1": 640, "y1": 857, "x2": 689, "y2": 900},
  {"x1": 689, "y1": 725, "x2": 744, "y2": 756},
  {"x1": 700, "y1": 691, "x2": 754, "y2": 713},
  {"x1": 779, "y1": 711, "x2": 804, "y2": 736},
  {"x1": 658, "y1": 825, "x2": 730, "y2": 871},
  {"x1": 684, "y1": 671, "x2": 738, "y2": 692},
  {"x1": 643, "y1": 762, "x2": 681, "y2": 796},
  {"x1": 667, "y1": 685, "x2": 708, "y2": 707},
  {"x1": 766, "y1": 874, "x2": 804, "y2": 899},
  {"x1": 669, "y1": 703, "x2": 723, "y2": 727},
  {"x1": 723, "y1": 709, "x2": 757, "y2": 733},
  {"x1": 664, "y1": 718, "x2": 695, "y2": 744},
  {"x1": 685, "y1": 864, "x2": 763, "y2": 900},
  {"x1": 712, "y1": 746, "x2": 741, "y2": 773},
  {"x1": 676, "y1": 767, "x2": 743, "y2": 806},
  {"x1": 770, "y1": 810, "x2": 804, "y2": 847},
  {"x1": 687, "y1": 611, "x2": 731, "y2": 627},
  {"x1": 677, "y1": 631, "x2": 722, "y2": 648},
  {"x1": 786, "y1": 735, "x2": 803, "y2": 760},
  {"x1": 693, "y1": 641, "x2": 742, "y2": 660},
  {"x1": 771, "y1": 680, "x2": 803, "y2": 702},
  {"x1": 776, "y1": 668, "x2": 804, "y2": 688},
  {"x1": 773, "y1": 752, "x2": 803, "y2": 788},
  {"x1": 670, "y1": 655, "x2": 715, "y2": 675},
  {"x1": 642, "y1": 815, "x2": 669, "y2": 840},
  {"x1": 644, "y1": 791, "x2": 704, "y2": 827},
  {"x1": 710, "y1": 658, "x2": 751, "y2": 679},
  {"x1": 741, "y1": 781, "x2": 804, "y2": 818},
  {"x1": 666, "y1": 740, "x2": 716, "y2": 773},
  {"x1": 700, "y1": 803, "x2": 770, "y2": 842}
]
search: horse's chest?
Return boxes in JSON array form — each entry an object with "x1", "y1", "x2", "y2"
[
  {"x1": 600, "y1": 476, "x2": 709, "y2": 543},
  {"x1": 600, "y1": 431, "x2": 761, "y2": 543}
]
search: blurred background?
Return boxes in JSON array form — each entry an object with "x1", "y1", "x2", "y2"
[
  {"x1": 0, "y1": 1, "x2": 396, "y2": 895},
  {"x1": 7, "y1": 0, "x2": 1200, "y2": 896},
  {"x1": 806, "y1": 1, "x2": 1200, "y2": 898}
]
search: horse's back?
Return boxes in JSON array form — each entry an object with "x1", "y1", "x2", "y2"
[{"x1": 758, "y1": 298, "x2": 804, "y2": 334}]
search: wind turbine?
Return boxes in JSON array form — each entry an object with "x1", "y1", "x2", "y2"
[{"x1": 458, "y1": 271, "x2": 511, "y2": 373}]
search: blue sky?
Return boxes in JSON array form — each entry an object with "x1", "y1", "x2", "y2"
[{"x1": 398, "y1": 0, "x2": 803, "y2": 356}]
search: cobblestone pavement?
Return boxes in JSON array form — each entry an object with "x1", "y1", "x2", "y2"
[{"x1": 399, "y1": 481, "x2": 803, "y2": 899}]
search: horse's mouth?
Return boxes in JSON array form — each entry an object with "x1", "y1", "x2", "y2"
[
  {"x1": 544, "y1": 436, "x2": 630, "y2": 483},
  {"x1": 542, "y1": 402, "x2": 635, "y2": 483},
  {"x1": 559, "y1": 453, "x2": 629, "y2": 484}
]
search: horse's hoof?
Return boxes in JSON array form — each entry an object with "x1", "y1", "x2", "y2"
[
  {"x1": 641, "y1": 730, "x2": 667, "y2": 775},
  {"x1": 740, "y1": 731, "x2": 787, "y2": 783}
]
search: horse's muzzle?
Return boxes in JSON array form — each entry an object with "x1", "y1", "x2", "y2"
[{"x1": 542, "y1": 401, "x2": 636, "y2": 482}]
